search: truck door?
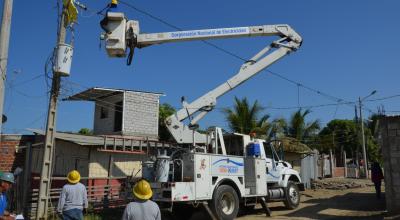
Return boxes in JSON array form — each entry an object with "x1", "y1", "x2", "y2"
[
  {"x1": 195, "y1": 154, "x2": 212, "y2": 199},
  {"x1": 263, "y1": 142, "x2": 281, "y2": 182}
]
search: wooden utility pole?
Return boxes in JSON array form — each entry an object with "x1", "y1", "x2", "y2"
[
  {"x1": 36, "y1": 6, "x2": 67, "y2": 220},
  {"x1": 0, "y1": 0, "x2": 13, "y2": 131},
  {"x1": 359, "y1": 97, "x2": 369, "y2": 179}
]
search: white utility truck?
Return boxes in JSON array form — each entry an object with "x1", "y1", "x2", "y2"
[{"x1": 102, "y1": 11, "x2": 304, "y2": 220}]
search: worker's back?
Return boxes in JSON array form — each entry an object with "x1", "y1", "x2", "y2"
[
  {"x1": 122, "y1": 200, "x2": 161, "y2": 220},
  {"x1": 58, "y1": 182, "x2": 88, "y2": 212}
]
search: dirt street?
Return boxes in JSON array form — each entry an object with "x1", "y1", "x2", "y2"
[
  {"x1": 92, "y1": 179, "x2": 387, "y2": 220},
  {"x1": 237, "y1": 186, "x2": 386, "y2": 220},
  {"x1": 186, "y1": 180, "x2": 386, "y2": 220}
]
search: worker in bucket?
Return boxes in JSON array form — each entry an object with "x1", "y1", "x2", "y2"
[
  {"x1": 57, "y1": 170, "x2": 88, "y2": 220},
  {"x1": 100, "y1": 0, "x2": 119, "y2": 34},
  {"x1": 0, "y1": 172, "x2": 15, "y2": 219},
  {"x1": 122, "y1": 179, "x2": 161, "y2": 220}
]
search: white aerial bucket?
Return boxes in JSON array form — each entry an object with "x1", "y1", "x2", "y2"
[
  {"x1": 53, "y1": 43, "x2": 73, "y2": 76},
  {"x1": 155, "y1": 154, "x2": 170, "y2": 182}
]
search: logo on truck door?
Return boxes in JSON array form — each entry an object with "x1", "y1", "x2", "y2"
[
  {"x1": 212, "y1": 158, "x2": 243, "y2": 174},
  {"x1": 200, "y1": 159, "x2": 207, "y2": 170}
]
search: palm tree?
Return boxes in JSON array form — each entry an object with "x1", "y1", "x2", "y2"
[
  {"x1": 159, "y1": 103, "x2": 176, "y2": 141},
  {"x1": 285, "y1": 109, "x2": 320, "y2": 142},
  {"x1": 268, "y1": 118, "x2": 287, "y2": 139},
  {"x1": 223, "y1": 97, "x2": 271, "y2": 138}
]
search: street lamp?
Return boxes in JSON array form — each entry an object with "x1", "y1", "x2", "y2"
[{"x1": 359, "y1": 90, "x2": 377, "y2": 179}]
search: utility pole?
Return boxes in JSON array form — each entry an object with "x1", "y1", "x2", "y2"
[
  {"x1": 37, "y1": 0, "x2": 80, "y2": 216},
  {"x1": 359, "y1": 97, "x2": 368, "y2": 179},
  {"x1": 354, "y1": 105, "x2": 360, "y2": 171},
  {"x1": 36, "y1": 5, "x2": 68, "y2": 220},
  {"x1": 357, "y1": 90, "x2": 376, "y2": 179},
  {"x1": 0, "y1": 0, "x2": 13, "y2": 131}
]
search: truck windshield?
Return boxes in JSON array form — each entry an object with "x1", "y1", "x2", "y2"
[
  {"x1": 264, "y1": 143, "x2": 274, "y2": 159},
  {"x1": 264, "y1": 142, "x2": 281, "y2": 161}
]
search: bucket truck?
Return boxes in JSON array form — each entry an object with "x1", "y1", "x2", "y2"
[{"x1": 102, "y1": 12, "x2": 304, "y2": 220}]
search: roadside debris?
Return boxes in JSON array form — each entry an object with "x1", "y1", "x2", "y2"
[{"x1": 311, "y1": 178, "x2": 375, "y2": 190}]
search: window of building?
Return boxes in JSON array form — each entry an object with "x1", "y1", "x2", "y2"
[
  {"x1": 100, "y1": 106, "x2": 108, "y2": 119},
  {"x1": 114, "y1": 101, "x2": 123, "y2": 132}
]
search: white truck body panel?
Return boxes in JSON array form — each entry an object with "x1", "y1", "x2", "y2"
[
  {"x1": 194, "y1": 154, "x2": 212, "y2": 199},
  {"x1": 244, "y1": 158, "x2": 267, "y2": 195},
  {"x1": 151, "y1": 153, "x2": 268, "y2": 202}
]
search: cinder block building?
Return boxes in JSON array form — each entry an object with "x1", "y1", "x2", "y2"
[
  {"x1": 0, "y1": 87, "x2": 169, "y2": 215},
  {"x1": 378, "y1": 115, "x2": 400, "y2": 216},
  {"x1": 65, "y1": 87, "x2": 163, "y2": 138}
]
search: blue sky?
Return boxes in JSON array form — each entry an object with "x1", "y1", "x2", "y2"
[{"x1": 2, "y1": 0, "x2": 400, "y2": 134}]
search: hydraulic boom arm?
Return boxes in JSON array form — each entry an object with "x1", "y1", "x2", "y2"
[{"x1": 102, "y1": 12, "x2": 302, "y2": 144}]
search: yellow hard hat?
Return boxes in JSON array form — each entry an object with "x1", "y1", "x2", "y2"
[
  {"x1": 111, "y1": 0, "x2": 118, "y2": 4},
  {"x1": 133, "y1": 179, "x2": 152, "y2": 200},
  {"x1": 67, "y1": 170, "x2": 81, "y2": 184}
]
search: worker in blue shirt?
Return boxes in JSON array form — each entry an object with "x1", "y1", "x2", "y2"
[{"x1": 0, "y1": 172, "x2": 15, "y2": 219}]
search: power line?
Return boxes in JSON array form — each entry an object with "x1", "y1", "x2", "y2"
[
  {"x1": 119, "y1": 0, "x2": 248, "y2": 62},
  {"x1": 366, "y1": 94, "x2": 400, "y2": 102},
  {"x1": 10, "y1": 74, "x2": 44, "y2": 87},
  {"x1": 62, "y1": 78, "x2": 400, "y2": 116},
  {"x1": 5, "y1": 80, "x2": 48, "y2": 99},
  {"x1": 78, "y1": 2, "x2": 400, "y2": 118},
  {"x1": 61, "y1": 79, "x2": 341, "y2": 113},
  {"x1": 266, "y1": 70, "x2": 348, "y2": 103},
  {"x1": 117, "y1": 0, "x2": 365, "y2": 112}
]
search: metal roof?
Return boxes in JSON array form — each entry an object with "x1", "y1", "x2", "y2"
[
  {"x1": 63, "y1": 87, "x2": 164, "y2": 101},
  {"x1": 28, "y1": 129, "x2": 105, "y2": 146}
]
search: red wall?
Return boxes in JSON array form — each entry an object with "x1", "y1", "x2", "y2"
[
  {"x1": 87, "y1": 178, "x2": 123, "y2": 200},
  {"x1": 333, "y1": 167, "x2": 345, "y2": 177},
  {"x1": 0, "y1": 139, "x2": 27, "y2": 172}
]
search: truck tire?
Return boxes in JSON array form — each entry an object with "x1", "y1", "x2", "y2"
[
  {"x1": 210, "y1": 185, "x2": 239, "y2": 220},
  {"x1": 284, "y1": 181, "x2": 300, "y2": 209}
]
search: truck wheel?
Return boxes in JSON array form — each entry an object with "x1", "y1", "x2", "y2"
[
  {"x1": 284, "y1": 181, "x2": 300, "y2": 209},
  {"x1": 210, "y1": 185, "x2": 239, "y2": 220}
]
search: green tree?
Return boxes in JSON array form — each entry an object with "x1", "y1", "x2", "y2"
[
  {"x1": 317, "y1": 119, "x2": 359, "y2": 163},
  {"x1": 268, "y1": 118, "x2": 287, "y2": 139},
  {"x1": 367, "y1": 114, "x2": 381, "y2": 137},
  {"x1": 317, "y1": 118, "x2": 380, "y2": 163},
  {"x1": 78, "y1": 128, "x2": 92, "y2": 135},
  {"x1": 366, "y1": 114, "x2": 381, "y2": 162},
  {"x1": 223, "y1": 97, "x2": 271, "y2": 138},
  {"x1": 284, "y1": 109, "x2": 320, "y2": 142},
  {"x1": 159, "y1": 103, "x2": 176, "y2": 141}
]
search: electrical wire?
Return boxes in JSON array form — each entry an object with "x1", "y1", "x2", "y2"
[
  {"x1": 9, "y1": 74, "x2": 44, "y2": 87},
  {"x1": 116, "y1": 0, "x2": 382, "y2": 117},
  {"x1": 61, "y1": 78, "x2": 400, "y2": 119},
  {"x1": 365, "y1": 94, "x2": 400, "y2": 102}
]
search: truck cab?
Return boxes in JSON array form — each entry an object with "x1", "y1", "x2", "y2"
[{"x1": 223, "y1": 133, "x2": 304, "y2": 209}]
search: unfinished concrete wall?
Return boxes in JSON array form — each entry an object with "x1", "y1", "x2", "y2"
[
  {"x1": 92, "y1": 91, "x2": 160, "y2": 138},
  {"x1": 379, "y1": 115, "x2": 400, "y2": 215},
  {"x1": 123, "y1": 91, "x2": 160, "y2": 138},
  {"x1": 88, "y1": 150, "x2": 143, "y2": 178},
  {"x1": 93, "y1": 94, "x2": 123, "y2": 135}
]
